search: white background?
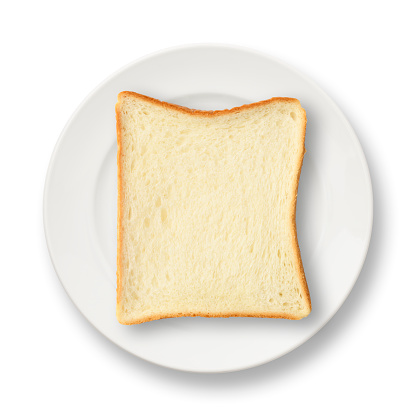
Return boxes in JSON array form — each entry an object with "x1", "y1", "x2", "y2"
[{"x1": 2, "y1": 1, "x2": 415, "y2": 414}]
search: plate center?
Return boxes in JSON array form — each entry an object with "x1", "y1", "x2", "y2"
[{"x1": 93, "y1": 92, "x2": 326, "y2": 288}]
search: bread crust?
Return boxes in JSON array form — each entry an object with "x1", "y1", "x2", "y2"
[
  {"x1": 119, "y1": 312, "x2": 307, "y2": 325},
  {"x1": 116, "y1": 92, "x2": 311, "y2": 324},
  {"x1": 115, "y1": 101, "x2": 124, "y2": 310},
  {"x1": 117, "y1": 91, "x2": 301, "y2": 117},
  {"x1": 290, "y1": 109, "x2": 312, "y2": 314}
]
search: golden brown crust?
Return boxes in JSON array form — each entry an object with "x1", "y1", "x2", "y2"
[
  {"x1": 116, "y1": 92, "x2": 311, "y2": 324},
  {"x1": 119, "y1": 311, "x2": 306, "y2": 325},
  {"x1": 290, "y1": 108, "x2": 312, "y2": 313},
  {"x1": 117, "y1": 91, "x2": 301, "y2": 117},
  {"x1": 115, "y1": 101, "x2": 124, "y2": 311}
]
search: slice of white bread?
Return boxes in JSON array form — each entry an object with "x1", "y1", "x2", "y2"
[{"x1": 116, "y1": 92, "x2": 311, "y2": 324}]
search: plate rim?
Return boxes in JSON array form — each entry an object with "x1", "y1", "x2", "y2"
[{"x1": 43, "y1": 43, "x2": 373, "y2": 373}]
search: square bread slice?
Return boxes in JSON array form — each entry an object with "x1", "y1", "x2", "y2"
[{"x1": 116, "y1": 92, "x2": 311, "y2": 324}]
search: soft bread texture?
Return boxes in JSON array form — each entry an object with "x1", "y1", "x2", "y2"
[{"x1": 116, "y1": 92, "x2": 311, "y2": 324}]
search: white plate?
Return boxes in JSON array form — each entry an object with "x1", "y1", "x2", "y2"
[{"x1": 44, "y1": 44, "x2": 373, "y2": 373}]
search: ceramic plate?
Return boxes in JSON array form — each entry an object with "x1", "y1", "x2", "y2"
[{"x1": 44, "y1": 44, "x2": 373, "y2": 372}]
